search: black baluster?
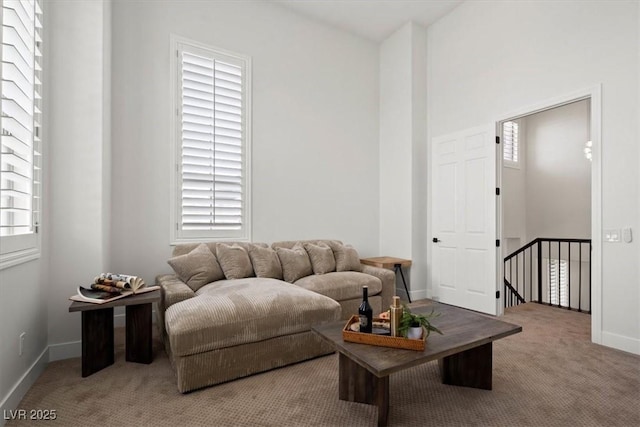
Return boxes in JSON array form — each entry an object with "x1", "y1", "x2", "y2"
[
  {"x1": 516, "y1": 254, "x2": 520, "y2": 305},
  {"x1": 510, "y1": 258, "x2": 512, "y2": 293},
  {"x1": 537, "y1": 240, "x2": 542, "y2": 304},
  {"x1": 568, "y1": 242, "x2": 571, "y2": 310},
  {"x1": 579, "y1": 242, "x2": 582, "y2": 312},
  {"x1": 549, "y1": 240, "x2": 552, "y2": 306}
]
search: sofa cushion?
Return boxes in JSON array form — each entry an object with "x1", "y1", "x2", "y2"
[
  {"x1": 276, "y1": 243, "x2": 313, "y2": 283},
  {"x1": 271, "y1": 239, "x2": 342, "y2": 250},
  {"x1": 173, "y1": 242, "x2": 268, "y2": 257},
  {"x1": 330, "y1": 243, "x2": 363, "y2": 272},
  {"x1": 294, "y1": 271, "x2": 382, "y2": 302},
  {"x1": 248, "y1": 245, "x2": 283, "y2": 280},
  {"x1": 167, "y1": 243, "x2": 225, "y2": 291},
  {"x1": 216, "y1": 244, "x2": 255, "y2": 279},
  {"x1": 167, "y1": 278, "x2": 341, "y2": 357},
  {"x1": 303, "y1": 242, "x2": 336, "y2": 274}
]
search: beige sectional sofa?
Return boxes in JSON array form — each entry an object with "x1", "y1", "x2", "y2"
[{"x1": 157, "y1": 240, "x2": 394, "y2": 393}]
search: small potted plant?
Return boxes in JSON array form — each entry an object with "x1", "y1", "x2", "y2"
[{"x1": 398, "y1": 306, "x2": 443, "y2": 340}]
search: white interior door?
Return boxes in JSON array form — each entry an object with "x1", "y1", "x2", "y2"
[{"x1": 431, "y1": 125, "x2": 497, "y2": 315}]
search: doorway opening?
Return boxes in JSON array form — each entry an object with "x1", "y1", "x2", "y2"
[{"x1": 495, "y1": 87, "x2": 602, "y2": 344}]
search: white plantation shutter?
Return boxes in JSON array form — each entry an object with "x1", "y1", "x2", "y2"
[
  {"x1": 502, "y1": 121, "x2": 519, "y2": 163},
  {"x1": 549, "y1": 259, "x2": 568, "y2": 307},
  {"x1": 173, "y1": 40, "x2": 251, "y2": 241},
  {"x1": 1, "y1": 0, "x2": 43, "y2": 262}
]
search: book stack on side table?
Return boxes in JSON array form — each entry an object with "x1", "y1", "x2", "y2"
[{"x1": 70, "y1": 273, "x2": 159, "y2": 304}]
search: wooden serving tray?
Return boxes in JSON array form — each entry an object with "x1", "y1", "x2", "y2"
[{"x1": 342, "y1": 315, "x2": 426, "y2": 351}]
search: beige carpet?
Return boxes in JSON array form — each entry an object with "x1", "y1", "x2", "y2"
[{"x1": 8, "y1": 303, "x2": 640, "y2": 426}]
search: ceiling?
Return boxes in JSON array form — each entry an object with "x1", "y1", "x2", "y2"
[{"x1": 273, "y1": 0, "x2": 463, "y2": 42}]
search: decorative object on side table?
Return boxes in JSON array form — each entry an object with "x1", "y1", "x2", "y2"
[
  {"x1": 70, "y1": 272, "x2": 159, "y2": 305},
  {"x1": 398, "y1": 305, "x2": 443, "y2": 340}
]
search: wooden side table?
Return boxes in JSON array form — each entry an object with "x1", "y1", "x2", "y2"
[
  {"x1": 68, "y1": 290, "x2": 160, "y2": 377},
  {"x1": 360, "y1": 257, "x2": 413, "y2": 303}
]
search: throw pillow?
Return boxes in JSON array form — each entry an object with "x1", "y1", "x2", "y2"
[
  {"x1": 216, "y1": 244, "x2": 255, "y2": 279},
  {"x1": 248, "y1": 245, "x2": 283, "y2": 280},
  {"x1": 276, "y1": 243, "x2": 313, "y2": 283},
  {"x1": 332, "y1": 244, "x2": 363, "y2": 272},
  {"x1": 167, "y1": 243, "x2": 225, "y2": 291},
  {"x1": 303, "y1": 242, "x2": 336, "y2": 274}
]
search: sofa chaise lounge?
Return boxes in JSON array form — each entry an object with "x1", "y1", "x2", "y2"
[{"x1": 156, "y1": 239, "x2": 395, "y2": 393}]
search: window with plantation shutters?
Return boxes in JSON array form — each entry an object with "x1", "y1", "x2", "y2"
[
  {"x1": 0, "y1": 0, "x2": 43, "y2": 267},
  {"x1": 502, "y1": 120, "x2": 519, "y2": 165},
  {"x1": 170, "y1": 37, "x2": 251, "y2": 242}
]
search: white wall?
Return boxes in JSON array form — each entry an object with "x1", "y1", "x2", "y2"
[
  {"x1": 0, "y1": 261, "x2": 48, "y2": 420},
  {"x1": 109, "y1": 1, "x2": 379, "y2": 285},
  {"x1": 380, "y1": 24, "x2": 413, "y2": 259},
  {"x1": 47, "y1": 0, "x2": 111, "y2": 355},
  {"x1": 410, "y1": 24, "x2": 428, "y2": 301},
  {"x1": 525, "y1": 100, "x2": 591, "y2": 240},
  {"x1": 379, "y1": 22, "x2": 428, "y2": 300},
  {"x1": 427, "y1": 0, "x2": 639, "y2": 353}
]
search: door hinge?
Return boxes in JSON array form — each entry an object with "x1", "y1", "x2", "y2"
[
  {"x1": 496, "y1": 136, "x2": 500, "y2": 144},
  {"x1": 496, "y1": 290, "x2": 500, "y2": 299},
  {"x1": 496, "y1": 187, "x2": 500, "y2": 196},
  {"x1": 496, "y1": 239, "x2": 500, "y2": 247}
]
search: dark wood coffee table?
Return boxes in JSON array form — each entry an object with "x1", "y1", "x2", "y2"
[{"x1": 312, "y1": 300, "x2": 522, "y2": 426}]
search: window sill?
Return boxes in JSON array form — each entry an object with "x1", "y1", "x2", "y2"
[
  {"x1": 170, "y1": 236, "x2": 250, "y2": 246},
  {"x1": 503, "y1": 161, "x2": 521, "y2": 170},
  {"x1": 0, "y1": 248, "x2": 41, "y2": 270}
]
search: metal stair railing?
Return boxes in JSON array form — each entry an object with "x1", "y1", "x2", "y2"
[{"x1": 503, "y1": 238, "x2": 592, "y2": 313}]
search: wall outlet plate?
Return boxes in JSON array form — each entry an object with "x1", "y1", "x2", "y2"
[
  {"x1": 19, "y1": 332, "x2": 26, "y2": 356},
  {"x1": 622, "y1": 227, "x2": 632, "y2": 243}
]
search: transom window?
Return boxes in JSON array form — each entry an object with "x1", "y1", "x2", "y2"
[{"x1": 502, "y1": 120, "x2": 519, "y2": 165}]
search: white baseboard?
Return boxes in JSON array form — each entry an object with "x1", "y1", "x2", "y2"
[
  {"x1": 601, "y1": 331, "x2": 640, "y2": 355},
  {"x1": 409, "y1": 289, "x2": 428, "y2": 301},
  {"x1": 48, "y1": 341, "x2": 81, "y2": 362},
  {"x1": 114, "y1": 312, "x2": 125, "y2": 328},
  {"x1": 0, "y1": 347, "x2": 48, "y2": 427},
  {"x1": 48, "y1": 310, "x2": 157, "y2": 361},
  {"x1": 396, "y1": 287, "x2": 428, "y2": 302}
]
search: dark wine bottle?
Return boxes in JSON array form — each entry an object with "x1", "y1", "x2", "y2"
[{"x1": 359, "y1": 286, "x2": 373, "y2": 333}]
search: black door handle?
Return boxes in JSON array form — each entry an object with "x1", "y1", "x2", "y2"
[{"x1": 433, "y1": 238, "x2": 440, "y2": 243}]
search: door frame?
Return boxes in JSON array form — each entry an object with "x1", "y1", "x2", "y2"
[{"x1": 494, "y1": 85, "x2": 602, "y2": 344}]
